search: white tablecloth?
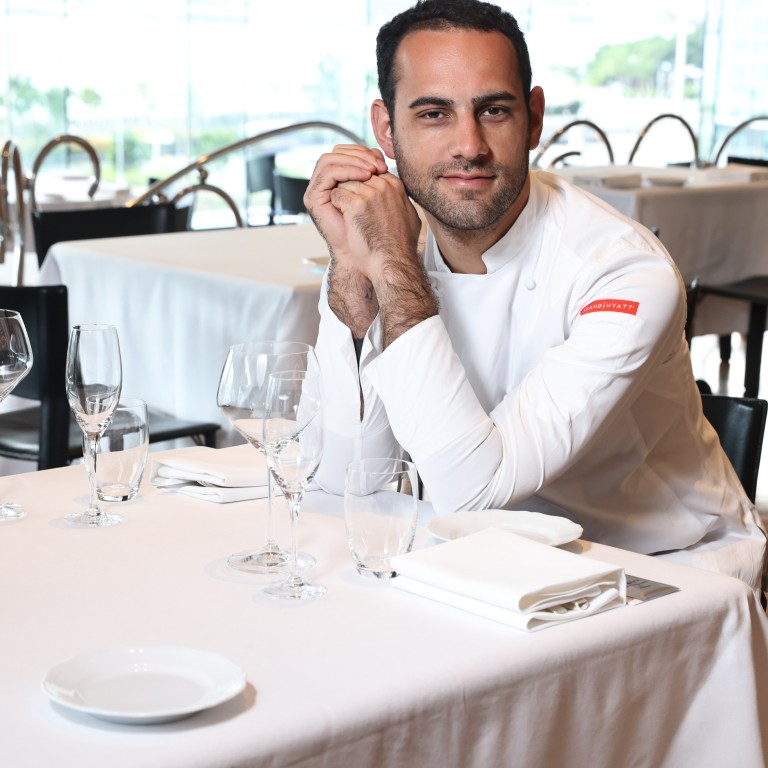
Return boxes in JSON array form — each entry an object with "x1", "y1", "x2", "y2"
[
  {"x1": 38, "y1": 226, "x2": 328, "y2": 443},
  {"x1": 3, "y1": 445, "x2": 768, "y2": 767},
  {"x1": 554, "y1": 165, "x2": 768, "y2": 335}
]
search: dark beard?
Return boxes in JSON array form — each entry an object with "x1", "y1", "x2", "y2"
[{"x1": 393, "y1": 140, "x2": 529, "y2": 231}]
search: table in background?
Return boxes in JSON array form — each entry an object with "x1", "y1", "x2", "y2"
[
  {"x1": 21, "y1": 177, "x2": 133, "y2": 255},
  {"x1": 554, "y1": 164, "x2": 768, "y2": 336},
  {"x1": 38, "y1": 225, "x2": 328, "y2": 444},
  {"x1": 3, "y1": 445, "x2": 768, "y2": 768}
]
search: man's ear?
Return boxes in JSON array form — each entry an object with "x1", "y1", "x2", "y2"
[
  {"x1": 528, "y1": 86, "x2": 545, "y2": 150},
  {"x1": 371, "y1": 99, "x2": 396, "y2": 159}
]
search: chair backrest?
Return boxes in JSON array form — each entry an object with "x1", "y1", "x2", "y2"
[
  {"x1": 32, "y1": 201, "x2": 190, "y2": 266},
  {"x1": 727, "y1": 155, "x2": 768, "y2": 167},
  {"x1": 700, "y1": 393, "x2": 768, "y2": 502},
  {"x1": 246, "y1": 155, "x2": 276, "y2": 225},
  {"x1": 0, "y1": 285, "x2": 71, "y2": 468},
  {"x1": 246, "y1": 154, "x2": 276, "y2": 197},
  {"x1": 274, "y1": 174, "x2": 309, "y2": 217}
]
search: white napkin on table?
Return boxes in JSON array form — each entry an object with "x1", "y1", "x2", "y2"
[
  {"x1": 150, "y1": 445, "x2": 268, "y2": 503},
  {"x1": 390, "y1": 528, "x2": 625, "y2": 631}
]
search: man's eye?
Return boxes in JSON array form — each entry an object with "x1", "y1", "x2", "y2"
[{"x1": 421, "y1": 110, "x2": 445, "y2": 120}]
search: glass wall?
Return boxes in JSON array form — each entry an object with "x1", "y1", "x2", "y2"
[{"x1": 1, "y1": 0, "x2": 765, "y2": 193}]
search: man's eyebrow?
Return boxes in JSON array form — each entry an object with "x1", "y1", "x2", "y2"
[
  {"x1": 407, "y1": 91, "x2": 518, "y2": 110},
  {"x1": 408, "y1": 95, "x2": 454, "y2": 110},
  {"x1": 472, "y1": 90, "x2": 518, "y2": 106}
]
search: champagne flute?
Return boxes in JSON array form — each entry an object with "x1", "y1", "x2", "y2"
[
  {"x1": 262, "y1": 369, "x2": 325, "y2": 601},
  {"x1": 217, "y1": 341, "x2": 318, "y2": 573},
  {"x1": 65, "y1": 324, "x2": 122, "y2": 527},
  {"x1": 0, "y1": 310, "x2": 33, "y2": 522}
]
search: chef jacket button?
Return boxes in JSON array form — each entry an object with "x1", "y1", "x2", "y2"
[{"x1": 524, "y1": 277, "x2": 536, "y2": 290}]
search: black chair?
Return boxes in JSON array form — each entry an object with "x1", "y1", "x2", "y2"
[
  {"x1": 700, "y1": 393, "x2": 768, "y2": 503},
  {"x1": 0, "y1": 285, "x2": 220, "y2": 470},
  {"x1": 32, "y1": 201, "x2": 191, "y2": 267},
  {"x1": 698, "y1": 277, "x2": 768, "y2": 398},
  {"x1": 701, "y1": 394, "x2": 768, "y2": 610},
  {"x1": 685, "y1": 276, "x2": 714, "y2": 394},
  {"x1": 274, "y1": 174, "x2": 310, "y2": 221},
  {"x1": 246, "y1": 154, "x2": 276, "y2": 225},
  {"x1": 727, "y1": 156, "x2": 768, "y2": 167}
]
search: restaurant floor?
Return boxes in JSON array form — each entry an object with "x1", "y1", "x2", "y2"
[{"x1": 689, "y1": 332, "x2": 768, "y2": 520}]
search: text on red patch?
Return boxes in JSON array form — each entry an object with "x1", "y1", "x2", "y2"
[{"x1": 580, "y1": 299, "x2": 639, "y2": 316}]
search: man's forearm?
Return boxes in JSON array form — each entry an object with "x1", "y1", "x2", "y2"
[
  {"x1": 371, "y1": 255, "x2": 439, "y2": 348},
  {"x1": 327, "y1": 258, "x2": 380, "y2": 339}
]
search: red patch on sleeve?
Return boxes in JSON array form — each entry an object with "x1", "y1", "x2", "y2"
[{"x1": 580, "y1": 299, "x2": 639, "y2": 316}]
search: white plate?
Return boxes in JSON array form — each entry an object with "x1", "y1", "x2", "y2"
[
  {"x1": 42, "y1": 645, "x2": 247, "y2": 724},
  {"x1": 302, "y1": 256, "x2": 329, "y2": 274},
  {"x1": 427, "y1": 510, "x2": 583, "y2": 546}
]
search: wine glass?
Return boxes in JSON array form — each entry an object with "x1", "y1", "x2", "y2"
[
  {"x1": 65, "y1": 324, "x2": 122, "y2": 527},
  {"x1": 262, "y1": 369, "x2": 325, "y2": 601},
  {"x1": 217, "y1": 341, "x2": 318, "y2": 573},
  {"x1": 0, "y1": 309, "x2": 33, "y2": 522}
]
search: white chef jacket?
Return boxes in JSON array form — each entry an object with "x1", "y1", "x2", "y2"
[{"x1": 315, "y1": 170, "x2": 766, "y2": 589}]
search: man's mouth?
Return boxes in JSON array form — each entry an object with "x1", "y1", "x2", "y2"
[{"x1": 440, "y1": 172, "x2": 494, "y2": 190}]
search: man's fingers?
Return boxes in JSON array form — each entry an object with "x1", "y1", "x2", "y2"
[{"x1": 330, "y1": 144, "x2": 389, "y2": 172}]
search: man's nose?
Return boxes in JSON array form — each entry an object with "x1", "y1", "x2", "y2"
[{"x1": 449, "y1": 114, "x2": 490, "y2": 161}]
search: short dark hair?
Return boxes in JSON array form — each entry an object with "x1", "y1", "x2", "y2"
[{"x1": 376, "y1": 0, "x2": 532, "y2": 114}]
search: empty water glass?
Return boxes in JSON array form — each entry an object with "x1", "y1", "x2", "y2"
[
  {"x1": 344, "y1": 458, "x2": 419, "y2": 579},
  {"x1": 93, "y1": 398, "x2": 149, "y2": 503}
]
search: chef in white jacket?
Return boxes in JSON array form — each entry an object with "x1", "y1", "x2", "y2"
[{"x1": 304, "y1": 0, "x2": 766, "y2": 590}]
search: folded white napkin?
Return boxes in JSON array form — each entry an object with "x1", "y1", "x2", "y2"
[
  {"x1": 150, "y1": 445, "x2": 268, "y2": 503},
  {"x1": 390, "y1": 528, "x2": 625, "y2": 631}
]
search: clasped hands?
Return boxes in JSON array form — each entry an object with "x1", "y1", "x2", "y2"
[{"x1": 305, "y1": 144, "x2": 423, "y2": 282}]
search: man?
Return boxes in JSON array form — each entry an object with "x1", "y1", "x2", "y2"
[{"x1": 304, "y1": 0, "x2": 766, "y2": 590}]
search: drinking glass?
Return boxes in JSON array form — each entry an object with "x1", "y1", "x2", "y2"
[
  {"x1": 344, "y1": 458, "x2": 419, "y2": 578},
  {"x1": 65, "y1": 324, "x2": 122, "y2": 527},
  {"x1": 92, "y1": 398, "x2": 149, "y2": 502},
  {"x1": 0, "y1": 309, "x2": 33, "y2": 522},
  {"x1": 262, "y1": 369, "x2": 325, "y2": 601},
  {"x1": 217, "y1": 341, "x2": 318, "y2": 573}
]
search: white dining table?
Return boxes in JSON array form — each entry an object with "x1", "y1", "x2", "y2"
[
  {"x1": 3, "y1": 444, "x2": 768, "y2": 768},
  {"x1": 553, "y1": 164, "x2": 768, "y2": 336},
  {"x1": 37, "y1": 225, "x2": 328, "y2": 444}
]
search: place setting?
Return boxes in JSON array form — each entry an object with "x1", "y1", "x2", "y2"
[
  {"x1": 42, "y1": 645, "x2": 247, "y2": 726},
  {"x1": 147, "y1": 335, "x2": 634, "y2": 628},
  {"x1": 149, "y1": 340, "x2": 328, "y2": 599}
]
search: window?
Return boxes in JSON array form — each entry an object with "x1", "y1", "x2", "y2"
[{"x1": 1, "y1": 0, "x2": 765, "y2": 192}]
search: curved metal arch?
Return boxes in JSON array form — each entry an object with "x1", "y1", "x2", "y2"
[
  {"x1": 171, "y1": 182, "x2": 245, "y2": 228},
  {"x1": 0, "y1": 140, "x2": 27, "y2": 285},
  {"x1": 531, "y1": 120, "x2": 614, "y2": 168},
  {"x1": 128, "y1": 120, "x2": 366, "y2": 208},
  {"x1": 628, "y1": 113, "x2": 702, "y2": 168},
  {"x1": 28, "y1": 134, "x2": 101, "y2": 212},
  {"x1": 711, "y1": 115, "x2": 768, "y2": 166},
  {"x1": 548, "y1": 150, "x2": 582, "y2": 168}
]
